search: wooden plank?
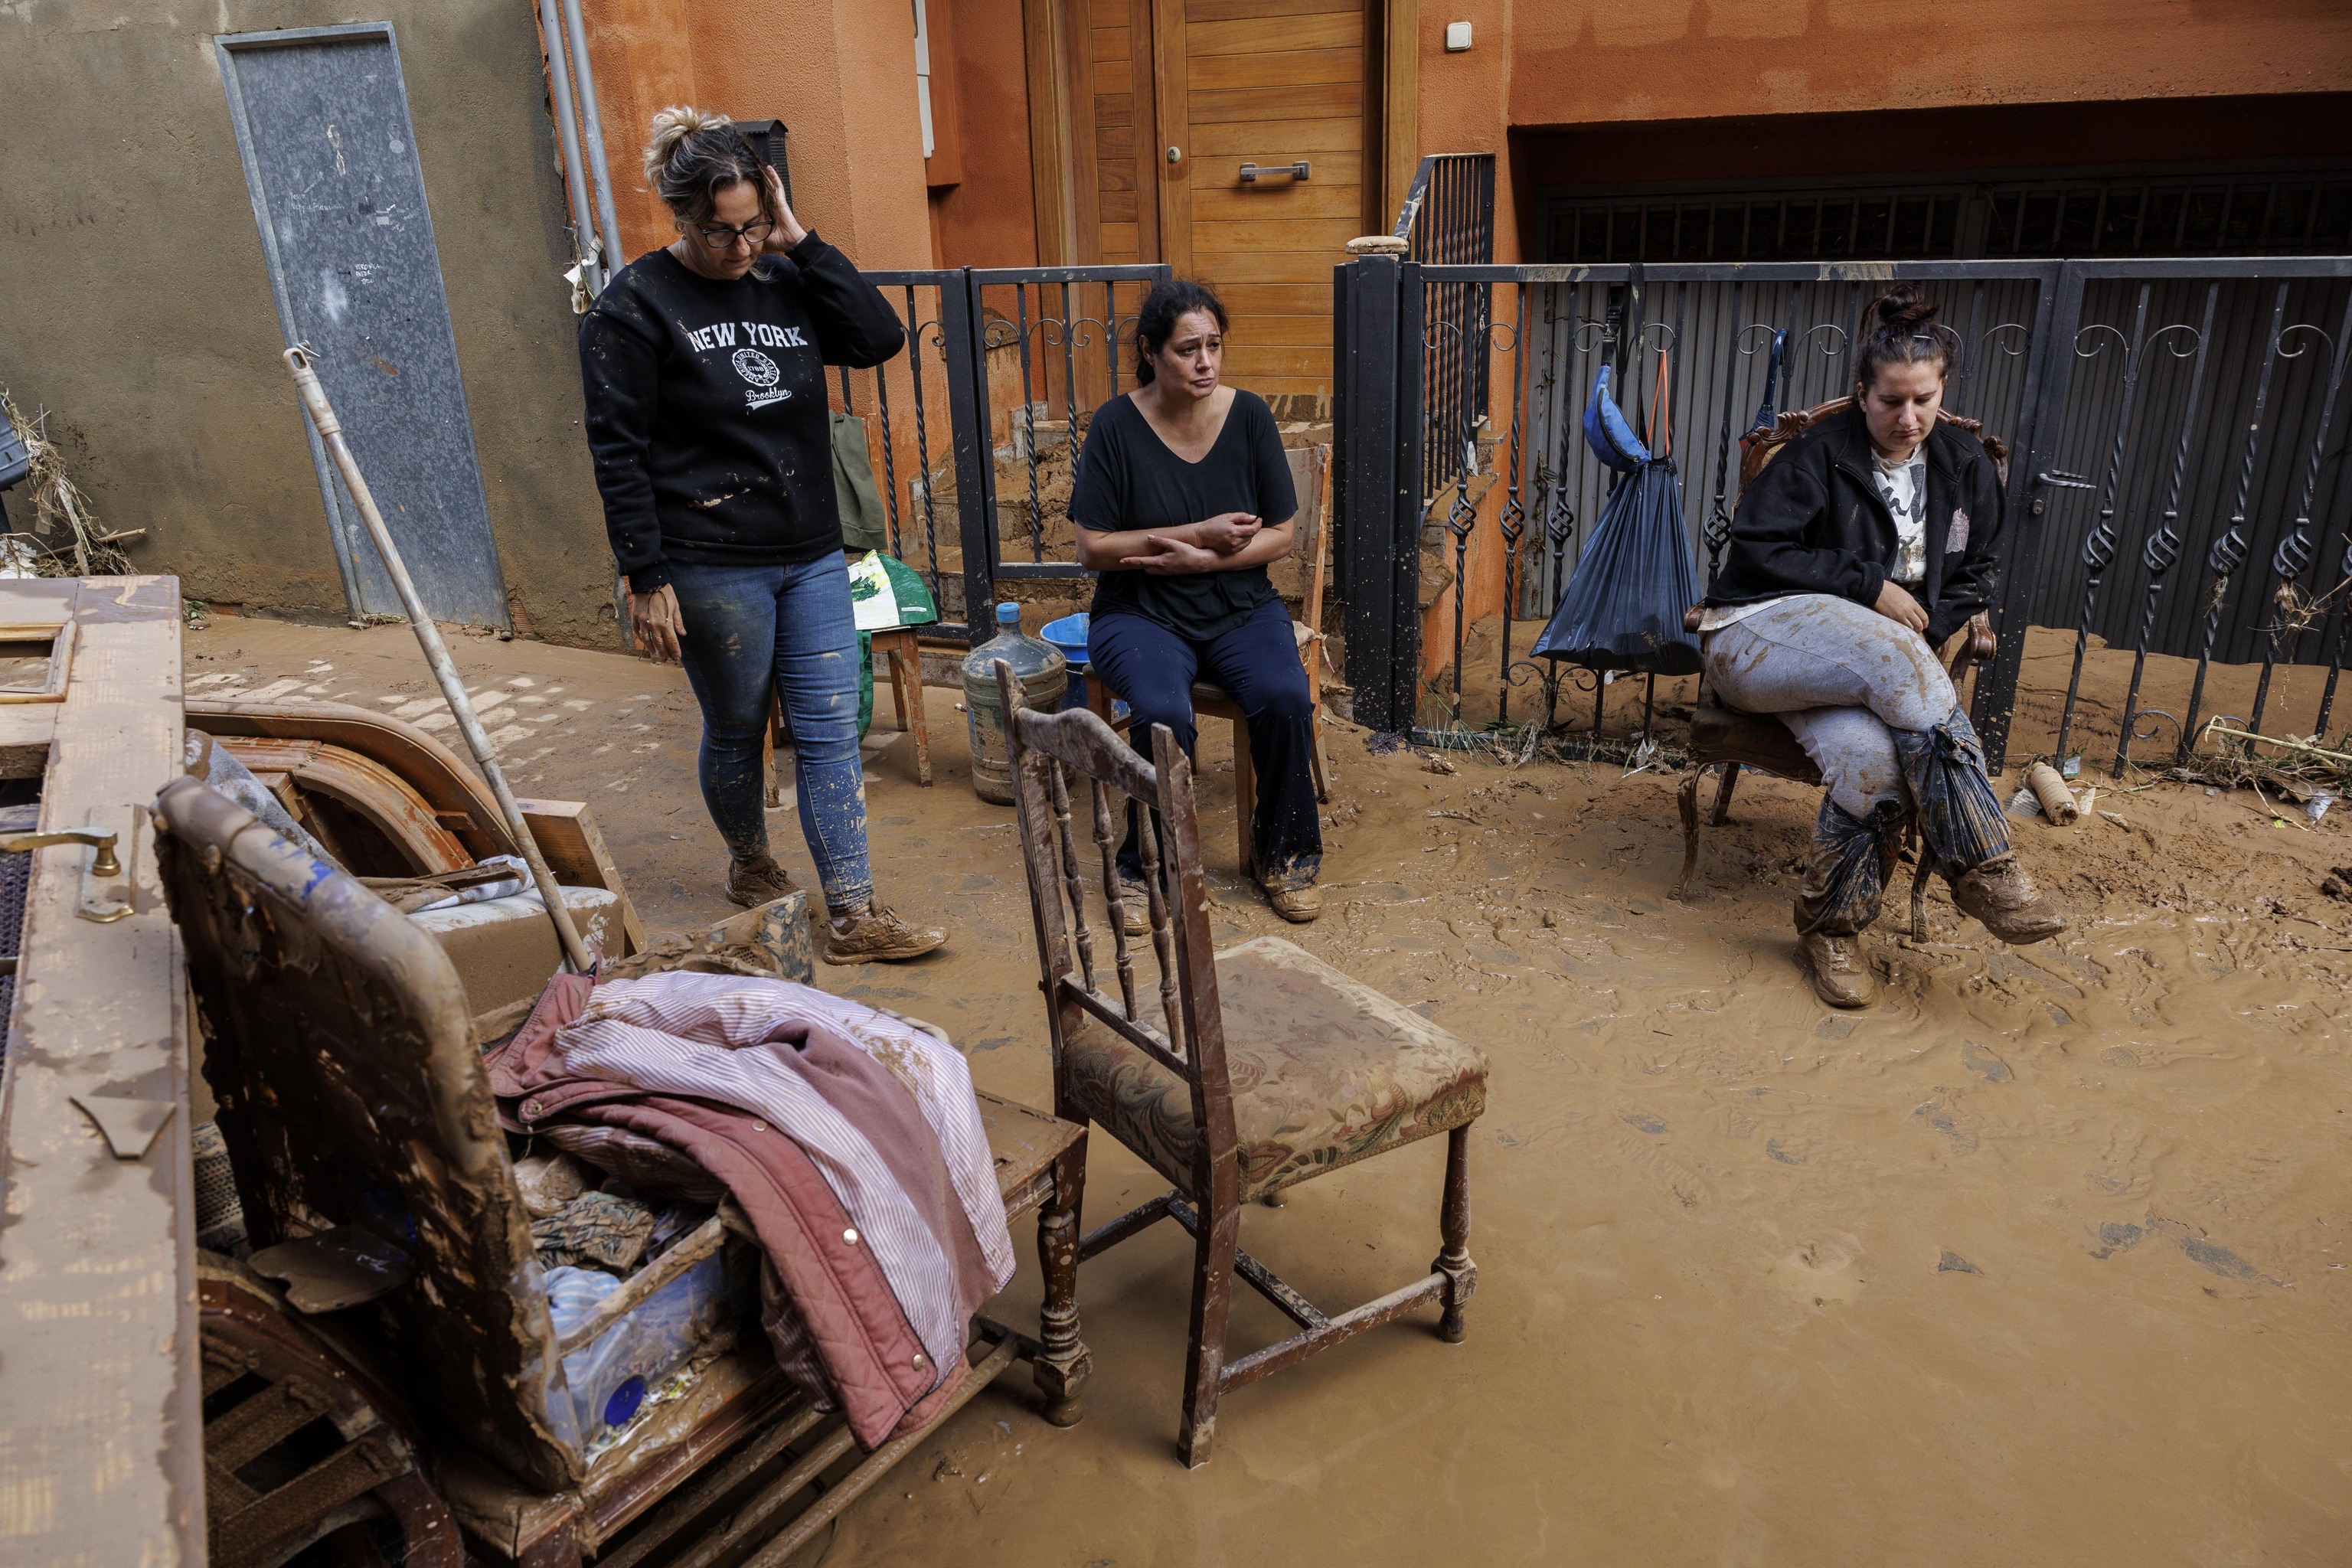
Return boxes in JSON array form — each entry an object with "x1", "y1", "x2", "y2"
[
  {"x1": 1149, "y1": 0, "x2": 1191, "y2": 276},
  {"x1": 1122, "y1": 0, "x2": 1162, "y2": 262},
  {"x1": 1063, "y1": 0, "x2": 1104, "y2": 264},
  {"x1": 1090, "y1": 22, "x2": 1129, "y2": 60},
  {"x1": 1233, "y1": 377, "x2": 1331, "y2": 397},
  {"x1": 1193, "y1": 182, "x2": 1364, "y2": 223},
  {"x1": 1187, "y1": 45, "x2": 1360, "y2": 93},
  {"x1": 1099, "y1": 188, "x2": 1138, "y2": 221},
  {"x1": 1189, "y1": 0, "x2": 1355, "y2": 18},
  {"x1": 1097, "y1": 120, "x2": 1136, "y2": 163},
  {"x1": 1024, "y1": 0, "x2": 1076, "y2": 264},
  {"x1": 1216, "y1": 343, "x2": 1338, "y2": 380},
  {"x1": 1210, "y1": 282, "x2": 1340, "y2": 317},
  {"x1": 1184, "y1": 250, "x2": 1344, "y2": 283},
  {"x1": 1187, "y1": 82, "x2": 1364, "y2": 122},
  {"x1": 512, "y1": 798, "x2": 648, "y2": 956},
  {"x1": 1187, "y1": 116, "x2": 1365, "y2": 157},
  {"x1": 1093, "y1": 57, "x2": 1132, "y2": 96},
  {"x1": 1382, "y1": 0, "x2": 1419, "y2": 227},
  {"x1": 1093, "y1": 90, "x2": 1133, "y2": 130},
  {"x1": 1192, "y1": 215, "x2": 1362, "y2": 250},
  {"x1": 1187, "y1": 11, "x2": 1361, "y2": 54},
  {"x1": 1221, "y1": 313, "x2": 1335, "y2": 346},
  {"x1": 1096, "y1": 145, "x2": 1137, "y2": 191},
  {"x1": 0, "y1": 577, "x2": 201, "y2": 1567},
  {"x1": 1099, "y1": 220, "x2": 1141, "y2": 254}
]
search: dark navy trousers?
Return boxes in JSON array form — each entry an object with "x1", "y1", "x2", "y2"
[{"x1": 1088, "y1": 596, "x2": 1322, "y2": 887}]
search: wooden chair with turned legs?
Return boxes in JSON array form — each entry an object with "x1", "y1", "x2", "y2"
[{"x1": 997, "y1": 658, "x2": 1489, "y2": 1468}]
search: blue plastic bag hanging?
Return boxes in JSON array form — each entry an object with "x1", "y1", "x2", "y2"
[
  {"x1": 1536, "y1": 348, "x2": 1700, "y2": 676},
  {"x1": 1583, "y1": 364, "x2": 1651, "y2": 472}
]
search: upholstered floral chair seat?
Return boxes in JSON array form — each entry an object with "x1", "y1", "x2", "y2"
[{"x1": 1063, "y1": 936, "x2": 1490, "y2": 1202}]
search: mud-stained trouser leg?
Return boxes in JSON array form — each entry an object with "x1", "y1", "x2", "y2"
[
  {"x1": 1887, "y1": 704, "x2": 2011, "y2": 877},
  {"x1": 1795, "y1": 796, "x2": 1905, "y2": 936},
  {"x1": 669, "y1": 554, "x2": 874, "y2": 915}
]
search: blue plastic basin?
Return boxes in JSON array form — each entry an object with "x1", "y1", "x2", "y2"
[{"x1": 1040, "y1": 613, "x2": 1093, "y2": 712}]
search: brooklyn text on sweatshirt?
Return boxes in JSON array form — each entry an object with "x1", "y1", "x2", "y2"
[{"x1": 579, "y1": 234, "x2": 904, "y2": 592}]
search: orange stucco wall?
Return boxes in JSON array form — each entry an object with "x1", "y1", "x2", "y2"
[
  {"x1": 570, "y1": 0, "x2": 955, "y2": 606},
  {"x1": 1504, "y1": 0, "x2": 2352, "y2": 131}
]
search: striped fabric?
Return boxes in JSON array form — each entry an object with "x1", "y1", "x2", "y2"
[
  {"x1": 550, "y1": 973, "x2": 1014, "y2": 1408},
  {"x1": 1889, "y1": 706, "x2": 2012, "y2": 875}
]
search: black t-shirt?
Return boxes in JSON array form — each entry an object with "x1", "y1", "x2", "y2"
[
  {"x1": 577, "y1": 235, "x2": 905, "y2": 591},
  {"x1": 1069, "y1": 389, "x2": 1297, "y2": 640}
]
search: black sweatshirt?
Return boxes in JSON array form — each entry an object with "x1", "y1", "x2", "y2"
[
  {"x1": 577, "y1": 234, "x2": 904, "y2": 592},
  {"x1": 1704, "y1": 403, "x2": 2006, "y2": 648}
]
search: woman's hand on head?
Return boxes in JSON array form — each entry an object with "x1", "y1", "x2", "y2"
[
  {"x1": 1873, "y1": 580, "x2": 1930, "y2": 634},
  {"x1": 631, "y1": 583, "x2": 688, "y2": 663},
  {"x1": 1121, "y1": 534, "x2": 1221, "y2": 575},
  {"x1": 1193, "y1": 512, "x2": 1262, "y2": 554},
  {"x1": 759, "y1": 167, "x2": 809, "y2": 253}
]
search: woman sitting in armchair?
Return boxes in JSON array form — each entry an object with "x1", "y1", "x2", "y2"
[{"x1": 1697, "y1": 283, "x2": 2066, "y2": 1008}]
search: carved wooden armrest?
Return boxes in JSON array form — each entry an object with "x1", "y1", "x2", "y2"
[{"x1": 1945, "y1": 612, "x2": 1996, "y2": 676}]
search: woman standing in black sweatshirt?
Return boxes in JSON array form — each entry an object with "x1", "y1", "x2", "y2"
[{"x1": 577, "y1": 107, "x2": 942, "y2": 964}]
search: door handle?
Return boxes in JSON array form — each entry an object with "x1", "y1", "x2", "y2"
[
  {"x1": 2036, "y1": 469, "x2": 2096, "y2": 490},
  {"x1": 1239, "y1": 161, "x2": 1310, "y2": 184}
]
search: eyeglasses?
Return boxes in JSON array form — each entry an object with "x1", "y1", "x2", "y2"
[{"x1": 692, "y1": 217, "x2": 775, "y2": 249}]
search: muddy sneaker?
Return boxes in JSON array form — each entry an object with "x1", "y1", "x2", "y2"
[
  {"x1": 1795, "y1": 929, "x2": 1873, "y2": 1008},
  {"x1": 1949, "y1": 854, "x2": 2067, "y2": 945},
  {"x1": 824, "y1": 903, "x2": 946, "y2": 965},
  {"x1": 1115, "y1": 877, "x2": 1152, "y2": 936},
  {"x1": 725, "y1": 854, "x2": 796, "y2": 909},
  {"x1": 1259, "y1": 878, "x2": 1322, "y2": 924}
]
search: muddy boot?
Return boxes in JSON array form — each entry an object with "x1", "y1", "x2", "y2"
[
  {"x1": 725, "y1": 854, "x2": 796, "y2": 909},
  {"x1": 824, "y1": 902, "x2": 946, "y2": 965},
  {"x1": 1792, "y1": 797, "x2": 1900, "y2": 1009},
  {"x1": 1949, "y1": 853, "x2": 2068, "y2": 945},
  {"x1": 1259, "y1": 877, "x2": 1321, "y2": 923},
  {"x1": 1115, "y1": 876, "x2": 1152, "y2": 936},
  {"x1": 1795, "y1": 928, "x2": 1874, "y2": 1009}
]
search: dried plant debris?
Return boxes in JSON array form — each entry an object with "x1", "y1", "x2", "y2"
[{"x1": 0, "y1": 388, "x2": 136, "y2": 577}]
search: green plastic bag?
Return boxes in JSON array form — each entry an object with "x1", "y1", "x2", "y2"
[{"x1": 847, "y1": 552, "x2": 937, "y2": 740}]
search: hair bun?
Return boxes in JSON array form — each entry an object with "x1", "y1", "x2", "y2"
[
  {"x1": 1871, "y1": 283, "x2": 1939, "y2": 330},
  {"x1": 643, "y1": 105, "x2": 733, "y2": 184}
]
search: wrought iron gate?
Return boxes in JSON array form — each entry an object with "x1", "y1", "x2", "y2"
[
  {"x1": 1333, "y1": 253, "x2": 2352, "y2": 774},
  {"x1": 838, "y1": 263, "x2": 1169, "y2": 642}
]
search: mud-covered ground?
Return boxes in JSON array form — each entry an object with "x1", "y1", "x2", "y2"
[{"x1": 190, "y1": 615, "x2": 2352, "y2": 1566}]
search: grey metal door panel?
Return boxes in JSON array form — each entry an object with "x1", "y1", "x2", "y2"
[{"x1": 217, "y1": 23, "x2": 509, "y2": 629}]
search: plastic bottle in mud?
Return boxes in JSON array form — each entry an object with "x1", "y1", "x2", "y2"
[{"x1": 962, "y1": 601, "x2": 1067, "y2": 805}]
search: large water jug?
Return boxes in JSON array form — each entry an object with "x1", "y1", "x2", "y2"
[{"x1": 962, "y1": 602, "x2": 1066, "y2": 804}]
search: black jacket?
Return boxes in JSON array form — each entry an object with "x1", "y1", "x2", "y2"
[
  {"x1": 577, "y1": 234, "x2": 904, "y2": 592},
  {"x1": 1704, "y1": 404, "x2": 2004, "y2": 648}
]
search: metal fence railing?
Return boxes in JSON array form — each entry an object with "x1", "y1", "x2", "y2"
[
  {"x1": 1332, "y1": 252, "x2": 2352, "y2": 777},
  {"x1": 835, "y1": 264, "x2": 1169, "y2": 639}
]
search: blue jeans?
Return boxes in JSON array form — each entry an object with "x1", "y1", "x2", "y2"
[
  {"x1": 668, "y1": 555, "x2": 871, "y2": 915},
  {"x1": 1089, "y1": 597, "x2": 1322, "y2": 888}
]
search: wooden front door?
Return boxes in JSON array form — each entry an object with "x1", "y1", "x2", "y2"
[{"x1": 1067, "y1": 0, "x2": 1380, "y2": 407}]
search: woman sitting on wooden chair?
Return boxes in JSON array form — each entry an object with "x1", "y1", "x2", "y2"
[
  {"x1": 1071, "y1": 279, "x2": 1322, "y2": 926},
  {"x1": 1697, "y1": 284, "x2": 2066, "y2": 1008}
]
